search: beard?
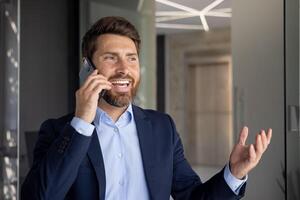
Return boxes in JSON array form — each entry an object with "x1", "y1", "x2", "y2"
[{"x1": 101, "y1": 74, "x2": 140, "y2": 108}]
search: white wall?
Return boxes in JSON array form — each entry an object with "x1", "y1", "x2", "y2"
[{"x1": 232, "y1": 0, "x2": 285, "y2": 199}]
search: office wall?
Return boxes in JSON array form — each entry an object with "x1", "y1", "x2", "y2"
[
  {"x1": 285, "y1": 0, "x2": 300, "y2": 199},
  {"x1": 19, "y1": 0, "x2": 73, "y2": 181},
  {"x1": 232, "y1": 0, "x2": 285, "y2": 199}
]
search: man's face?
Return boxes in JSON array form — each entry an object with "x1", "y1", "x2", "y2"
[{"x1": 92, "y1": 34, "x2": 140, "y2": 107}]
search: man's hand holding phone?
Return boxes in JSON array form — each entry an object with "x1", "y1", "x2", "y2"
[{"x1": 75, "y1": 69, "x2": 112, "y2": 123}]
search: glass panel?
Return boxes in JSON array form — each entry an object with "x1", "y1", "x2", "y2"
[
  {"x1": 164, "y1": 29, "x2": 233, "y2": 181},
  {"x1": 0, "y1": 0, "x2": 19, "y2": 199}
]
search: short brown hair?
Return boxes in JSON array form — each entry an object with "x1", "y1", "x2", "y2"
[{"x1": 82, "y1": 16, "x2": 141, "y2": 59}]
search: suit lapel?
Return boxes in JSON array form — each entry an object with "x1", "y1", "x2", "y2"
[
  {"x1": 87, "y1": 129, "x2": 106, "y2": 200},
  {"x1": 133, "y1": 106, "x2": 156, "y2": 199}
]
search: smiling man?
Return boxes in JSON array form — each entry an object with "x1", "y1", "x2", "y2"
[{"x1": 21, "y1": 16, "x2": 272, "y2": 200}]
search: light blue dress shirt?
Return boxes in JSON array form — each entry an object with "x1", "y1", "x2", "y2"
[
  {"x1": 72, "y1": 104, "x2": 149, "y2": 200},
  {"x1": 71, "y1": 104, "x2": 247, "y2": 198}
]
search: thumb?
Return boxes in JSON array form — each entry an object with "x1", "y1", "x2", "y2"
[{"x1": 239, "y1": 126, "x2": 248, "y2": 145}]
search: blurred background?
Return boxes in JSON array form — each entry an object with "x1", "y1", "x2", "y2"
[{"x1": 0, "y1": 0, "x2": 299, "y2": 199}]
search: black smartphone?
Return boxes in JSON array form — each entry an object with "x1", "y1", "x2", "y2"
[
  {"x1": 79, "y1": 57, "x2": 95, "y2": 85},
  {"x1": 79, "y1": 57, "x2": 106, "y2": 97}
]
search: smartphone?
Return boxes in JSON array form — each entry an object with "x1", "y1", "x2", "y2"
[
  {"x1": 79, "y1": 57, "x2": 106, "y2": 97},
  {"x1": 79, "y1": 57, "x2": 95, "y2": 86}
]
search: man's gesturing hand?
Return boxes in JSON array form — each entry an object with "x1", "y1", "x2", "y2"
[
  {"x1": 75, "y1": 69, "x2": 112, "y2": 123},
  {"x1": 229, "y1": 127, "x2": 272, "y2": 179}
]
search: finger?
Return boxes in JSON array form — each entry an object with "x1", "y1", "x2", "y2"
[
  {"x1": 249, "y1": 144, "x2": 256, "y2": 162},
  {"x1": 255, "y1": 134, "x2": 263, "y2": 158},
  {"x1": 88, "y1": 69, "x2": 98, "y2": 75},
  {"x1": 267, "y1": 128, "x2": 272, "y2": 144},
  {"x1": 91, "y1": 80, "x2": 112, "y2": 91},
  {"x1": 85, "y1": 77, "x2": 111, "y2": 92},
  {"x1": 239, "y1": 126, "x2": 248, "y2": 145},
  {"x1": 93, "y1": 82, "x2": 112, "y2": 94},
  {"x1": 260, "y1": 130, "x2": 268, "y2": 150}
]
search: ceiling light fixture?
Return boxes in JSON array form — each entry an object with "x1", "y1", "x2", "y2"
[
  {"x1": 156, "y1": 23, "x2": 204, "y2": 30},
  {"x1": 155, "y1": 0, "x2": 230, "y2": 31},
  {"x1": 156, "y1": 16, "x2": 191, "y2": 23},
  {"x1": 199, "y1": 14, "x2": 209, "y2": 31},
  {"x1": 212, "y1": 8, "x2": 232, "y2": 13},
  {"x1": 206, "y1": 12, "x2": 231, "y2": 17},
  {"x1": 156, "y1": 11, "x2": 231, "y2": 17},
  {"x1": 137, "y1": 0, "x2": 144, "y2": 12},
  {"x1": 156, "y1": 0, "x2": 208, "y2": 30},
  {"x1": 201, "y1": 0, "x2": 225, "y2": 14},
  {"x1": 155, "y1": 0, "x2": 200, "y2": 14},
  {"x1": 156, "y1": 13, "x2": 230, "y2": 24}
]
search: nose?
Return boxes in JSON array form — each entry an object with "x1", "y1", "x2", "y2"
[{"x1": 116, "y1": 58, "x2": 129, "y2": 76}]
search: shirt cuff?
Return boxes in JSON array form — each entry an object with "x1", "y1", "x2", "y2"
[
  {"x1": 223, "y1": 163, "x2": 248, "y2": 195},
  {"x1": 70, "y1": 117, "x2": 95, "y2": 137}
]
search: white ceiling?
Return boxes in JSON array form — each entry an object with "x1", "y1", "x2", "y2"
[{"x1": 155, "y1": 0, "x2": 232, "y2": 34}]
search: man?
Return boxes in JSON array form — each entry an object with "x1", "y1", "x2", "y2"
[{"x1": 21, "y1": 16, "x2": 272, "y2": 200}]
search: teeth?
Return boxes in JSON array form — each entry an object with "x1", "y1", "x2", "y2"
[{"x1": 111, "y1": 80, "x2": 130, "y2": 84}]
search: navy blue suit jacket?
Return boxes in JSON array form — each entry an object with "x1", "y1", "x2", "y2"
[{"x1": 21, "y1": 105, "x2": 245, "y2": 200}]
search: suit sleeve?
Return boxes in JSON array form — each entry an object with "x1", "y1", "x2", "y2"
[
  {"x1": 168, "y1": 116, "x2": 246, "y2": 200},
  {"x1": 21, "y1": 118, "x2": 93, "y2": 200}
]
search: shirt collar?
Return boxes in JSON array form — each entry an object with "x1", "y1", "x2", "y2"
[{"x1": 94, "y1": 103, "x2": 133, "y2": 127}]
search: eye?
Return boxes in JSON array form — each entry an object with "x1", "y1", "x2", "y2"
[
  {"x1": 104, "y1": 55, "x2": 115, "y2": 60},
  {"x1": 128, "y1": 56, "x2": 138, "y2": 62},
  {"x1": 102, "y1": 55, "x2": 117, "y2": 63}
]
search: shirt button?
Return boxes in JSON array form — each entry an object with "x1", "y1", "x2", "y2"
[
  {"x1": 118, "y1": 153, "x2": 123, "y2": 158},
  {"x1": 119, "y1": 180, "x2": 124, "y2": 186},
  {"x1": 114, "y1": 128, "x2": 118, "y2": 132}
]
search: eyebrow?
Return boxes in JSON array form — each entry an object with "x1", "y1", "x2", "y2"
[
  {"x1": 102, "y1": 52, "x2": 138, "y2": 57},
  {"x1": 126, "y1": 53, "x2": 138, "y2": 57}
]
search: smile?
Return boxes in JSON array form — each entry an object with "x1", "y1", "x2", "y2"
[
  {"x1": 110, "y1": 79, "x2": 131, "y2": 86},
  {"x1": 110, "y1": 79, "x2": 132, "y2": 92}
]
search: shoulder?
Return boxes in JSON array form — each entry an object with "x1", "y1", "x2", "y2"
[
  {"x1": 132, "y1": 105, "x2": 170, "y2": 118},
  {"x1": 40, "y1": 113, "x2": 74, "y2": 132},
  {"x1": 132, "y1": 105, "x2": 175, "y2": 127}
]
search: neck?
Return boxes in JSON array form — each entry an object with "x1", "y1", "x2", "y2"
[{"x1": 98, "y1": 98, "x2": 128, "y2": 122}]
